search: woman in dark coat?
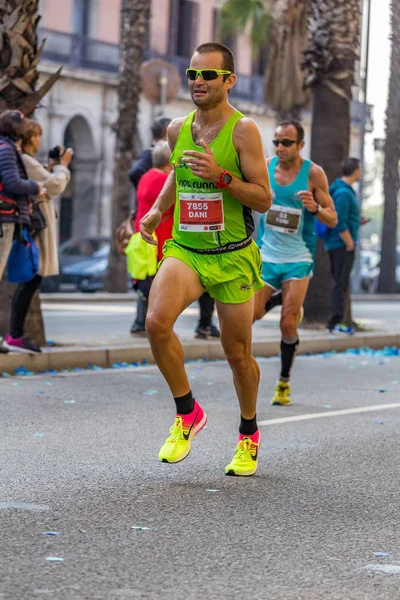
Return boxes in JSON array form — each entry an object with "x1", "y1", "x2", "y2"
[{"x1": 0, "y1": 110, "x2": 43, "y2": 280}]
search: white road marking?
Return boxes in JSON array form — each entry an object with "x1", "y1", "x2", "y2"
[
  {"x1": 0, "y1": 501, "x2": 50, "y2": 511},
  {"x1": 362, "y1": 564, "x2": 400, "y2": 574},
  {"x1": 258, "y1": 403, "x2": 400, "y2": 427}
]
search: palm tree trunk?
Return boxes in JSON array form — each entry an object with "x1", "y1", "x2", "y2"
[
  {"x1": 304, "y1": 83, "x2": 350, "y2": 325},
  {"x1": 302, "y1": 0, "x2": 360, "y2": 326},
  {"x1": 377, "y1": 0, "x2": 400, "y2": 294},
  {"x1": 105, "y1": 0, "x2": 151, "y2": 292},
  {"x1": 0, "y1": 0, "x2": 61, "y2": 344}
]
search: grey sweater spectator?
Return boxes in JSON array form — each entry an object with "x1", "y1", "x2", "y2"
[
  {"x1": 129, "y1": 148, "x2": 152, "y2": 189},
  {"x1": 129, "y1": 117, "x2": 171, "y2": 190}
]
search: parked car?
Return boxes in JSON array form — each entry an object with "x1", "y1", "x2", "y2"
[
  {"x1": 41, "y1": 237, "x2": 111, "y2": 293},
  {"x1": 360, "y1": 250, "x2": 380, "y2": 293},
  {"x1": 360, "y1": 246, "x2": 400, "y2": 293}
]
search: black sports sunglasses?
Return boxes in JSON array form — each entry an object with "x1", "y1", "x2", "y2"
[{"x1": 273, "y1": 139, "x2": 298, "y2": 148}]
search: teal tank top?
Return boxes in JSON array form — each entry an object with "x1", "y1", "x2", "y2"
[
  {"x1": 170, "y1": 110, "x2": 254, "y2": 250},
  {"x1": 260, "y1": 157, "x2": 315, "y2": 263}
]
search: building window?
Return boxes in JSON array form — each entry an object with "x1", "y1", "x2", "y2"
[
  {"x1": 212, "y1": 8, "x2": 236, "y2": 56},
  {"x1": 72, "y1": 0, "x2": 98, "y2": 38},
  {"x1": 169, "y1": 0, "x2": 199, "y2": 57},
  {"x1": 252, "y1": 46, "x2": 269, "y2": 76}
]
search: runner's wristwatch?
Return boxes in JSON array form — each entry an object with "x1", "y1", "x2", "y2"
[
  {"x1": 216, "y1": 170, "x2": 233, "y2": 189},
  {"x1": 312, "y1": 203, "x2": 323, "y2": 215}
]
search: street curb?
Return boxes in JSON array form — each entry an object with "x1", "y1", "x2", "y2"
[
  {"x1": 0, "y1": 332, "x2": 398, "y2": 376},
  {"x1": 39, "y1": 293, "x2": 400, "y2": 304},
  {"x1": 40, "y1": 293, "x2": 136, "y2": 303}
]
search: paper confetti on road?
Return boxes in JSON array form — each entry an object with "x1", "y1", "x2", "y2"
[{"x1": 45, "y1": 557, "x2": 64, "y2": 562}]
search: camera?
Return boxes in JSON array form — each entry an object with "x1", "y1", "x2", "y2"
[{"x1": 48, "y1": 145, "x2": 64, "y2": 161}]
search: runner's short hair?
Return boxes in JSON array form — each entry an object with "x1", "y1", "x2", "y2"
[
  {"x1": 194, "y1": 42, "x2": 235, "y2": 77},
  {"x1": 341, "y1": 157, "x2": 360, "y2": 176},
  {"x1": 152, "y1": 140, "x2": 171, "y2": 168},
  {"x1": 277, "y1": 120, "x2": 305, "y2": 143},
  {"x1": 0, "y1": 110, "x2": 25, "y2": 142},
  {"x1": 151, "y1": 117, "x2": 171, "y2": 141}
]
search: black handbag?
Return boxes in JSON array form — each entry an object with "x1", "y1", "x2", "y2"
[{"x1": 31, "y1": 202, "x2": 46, "y2": 232}]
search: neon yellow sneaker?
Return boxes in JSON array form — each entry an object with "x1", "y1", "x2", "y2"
[
  {"x1": 158, "y1": 401, "x2": 207, "y2": 464},
  {"x1": 225, "y1": 431, "x2": 261, "y2": 477},
  {"x1": 271, "y1": 381, "x2": 291, "y2": 406},
  {"x1": 298, "y1": 306, "x2": 304, "y2": 325}
]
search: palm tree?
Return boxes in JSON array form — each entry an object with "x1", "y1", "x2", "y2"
[
  {"x1": 0, "y1": 0, "x2": 62, "y2": 345},
  {"x1": 303, "y1": 0, "x2": 361, "y2": 326},
  {"x1": 221, "y1": 0, "x2": 361, "y2": 325},
  {"x1": 220, "y1": 0, "x2": 310, "y2": 119},
  {"x1": 377, "y1": 0, "x2": 400, "y2": 294},
  {"x1": 105, "y1": 0, "x2": 152, "y2": 293},
  {"x1": 264, "y1": 0, "x2": 310, "y2": 119}
]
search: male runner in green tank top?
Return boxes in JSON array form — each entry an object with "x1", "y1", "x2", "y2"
[
  {"x1": 140, "y1": 42, "x2": 272, "y2": 477},
  {"x1": 254, "y1": 121, "x2": 337, "y2": 406}
]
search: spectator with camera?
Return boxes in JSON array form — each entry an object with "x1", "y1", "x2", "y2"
[
  {"x1": 0, "y1": 110, "x2": 44, "y2": 281},
  {"x1": 2, "y1": 119, "x2": 72, "y2": 353}
]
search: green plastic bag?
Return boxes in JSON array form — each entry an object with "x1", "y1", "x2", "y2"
[{"x1": 125, "y1": 232, "x2": 158, "y2": 280}]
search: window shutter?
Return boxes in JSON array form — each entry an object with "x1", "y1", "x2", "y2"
[{"x1": 168, "y1": 0, "x2": 180, "y2": 55}]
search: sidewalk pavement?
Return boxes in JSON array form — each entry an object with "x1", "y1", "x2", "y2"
[
  {"x1": 40, "y1": 292, "x2": 400, "y2": 303},
  {"x1": 0, "y1": 298, "x2": 399, "y2": 376}
]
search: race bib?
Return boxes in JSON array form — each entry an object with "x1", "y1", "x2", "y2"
[
  {"x1": 266, "y1": 204, "x2": 302, "y2": 234},
  {"x1": 179, "y1": 192, "x2": 224, "y2": 232}
]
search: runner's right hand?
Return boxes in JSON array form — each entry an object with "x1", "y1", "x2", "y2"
[{"x1": 140, "y1": 208, "x2": 162, "y2": 245}]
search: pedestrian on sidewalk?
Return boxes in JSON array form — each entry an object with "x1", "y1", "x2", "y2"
[
  {"x1": 129, "y1": 117, "x2": 172, "y2": 188},
  {"x1": 3, "y1": 119, "x2": 72, "y2": 353},
  {"x1": 130, "y1": 141, "x2": 174, "y2": 336},
  {"x1": 0, "y1": 110, "x2": 43, "y2": 281},
  {"x1": 326, "y1": 158, "x2": 361, "y2": 335}
]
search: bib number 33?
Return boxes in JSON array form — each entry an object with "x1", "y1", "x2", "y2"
[{"x1": 266, "y1": 204, "x2": 302, "y2": 234}]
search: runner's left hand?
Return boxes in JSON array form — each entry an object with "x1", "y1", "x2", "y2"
[
  {"x1": 298, "y1": 190, "x2": 317, "y2": 213},
  {"x1": 182, "y1": 140, "x2": 224, "y2": 183}
]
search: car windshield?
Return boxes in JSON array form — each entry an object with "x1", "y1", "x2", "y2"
[
  {"x1": 361, "y1": 255, "x2": 370, "y2": 267},
  {"x1": 61, "y1": 239, "x2": 110, "y2": 257}
]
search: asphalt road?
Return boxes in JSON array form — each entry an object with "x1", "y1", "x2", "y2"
[
  {"x1": 41, "y1": 300, "x2": 400, "y2": 346},
  {"x1": 1, "y1": 352, "x2": 400, "y2": 599}
]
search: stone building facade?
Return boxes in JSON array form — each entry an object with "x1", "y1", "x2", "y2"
[{"x1": 37, "y1": 0, "x2": 369, "y2": 241}]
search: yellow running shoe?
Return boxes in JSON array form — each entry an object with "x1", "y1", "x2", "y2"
[
  {"x1": 271, "y1": 381, "x2": 291, "y2": 406},
  {"x1": 298, "y1": 306, "x2": 304, "y2": 325},
  {"x1": 225, "y1": 431, "x2": 261, "y2": 477},
  {"x1": 158, "y1": 401, "x2": 207, "y2": 464}
]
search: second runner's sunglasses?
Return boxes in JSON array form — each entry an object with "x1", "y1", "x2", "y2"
[
  {"x1": 273, "y1": 139, "x2": 298, "y2": 147},
  {"x1": 186, "y1": 68, "x2": 233, "y2": 81}
]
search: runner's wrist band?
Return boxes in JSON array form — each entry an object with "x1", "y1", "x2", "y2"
[{"x1": 216, "y1": 170, "x2": 233, "y2": 189}]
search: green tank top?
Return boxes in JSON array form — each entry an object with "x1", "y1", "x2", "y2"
[{"x1": 170, "y1": 110, "x2": 254, "y2": 250}]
